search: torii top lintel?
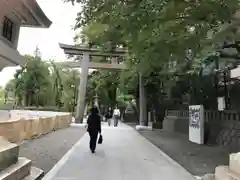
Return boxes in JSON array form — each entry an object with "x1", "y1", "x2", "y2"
[{"x1": 59, "y1": 43, "x2": 128, "y2": 57}]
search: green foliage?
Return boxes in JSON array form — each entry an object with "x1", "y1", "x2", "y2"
[
  {"x1": 49, "y1": 60, "x2": 64, "y2": 108},
  {"x1": 86, "y1": 70, "x2": 121, "y2": 108},
  {"x1": 63, "y1": 0, "x2": 240, "y2": 118},
  {"x1": 4, "y1": 53, "x2": 81, "y2": 112},
  {"x1": 69, "y1": 0, "x2": 240, "y2": 74},
  {"x1": 13, "y1": 54, "x2": 51, "y2": 106},
  {"x1": 62, "y1": 69, "x2": 80, "y2": 112}
]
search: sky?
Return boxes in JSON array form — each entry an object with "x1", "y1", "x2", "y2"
[{"x1": 0, "y1": 0, "x2": 81, "y2": 87}]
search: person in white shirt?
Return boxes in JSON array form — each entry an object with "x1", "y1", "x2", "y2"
[{"x1": 113, "y1": 107, "x2": 120, "y2": 127}]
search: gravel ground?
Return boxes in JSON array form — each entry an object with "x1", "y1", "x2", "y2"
[
  {"x1": 135, "y1": 128, "x2": 229, "y2": 176},
  {"x1": 19, "y1": 126, "x2": 86, "y2": 174}
]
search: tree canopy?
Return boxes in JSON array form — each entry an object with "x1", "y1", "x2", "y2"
[
  {"x1": 62, "y1": 0, "x2": 240, "y2": 118},
  {"x1": 69, "y1": 0, "x2": 240, "y2": 74}
]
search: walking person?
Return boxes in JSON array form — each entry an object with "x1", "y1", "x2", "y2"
[
  {"x1": 105, "y1": 107, "x2": 112, "y2": 126},
  {"x1": 113, "y1": 107, "x2": 120, "y2": 127},
  {"x1": 87, "y1": 106, "x2": 102, "y2": 153}
]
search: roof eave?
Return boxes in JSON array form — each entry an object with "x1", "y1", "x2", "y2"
[
  {"x1": 22, "y1": 0, "x2": 52, "y2": 28},
  {"x1": 32, "y1": 1, "x2": 52, "y2": 28}
]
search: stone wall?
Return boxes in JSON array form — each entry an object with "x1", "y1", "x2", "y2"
[
  {"x1": 202, "y1": 152, "x2": 240, "y2": 180},
  {"x1": 163, "y1": 110, "x2": 240, "y2": 151},
  {"x1": 0, "y1": 114, "x2": 72, "y2": 143},
  {"x1": 162, "y1": 116, "x2": 189, "y2": 134},
  {"x1": 216, "y1": 120, "x2": 240, "y2": 151}
]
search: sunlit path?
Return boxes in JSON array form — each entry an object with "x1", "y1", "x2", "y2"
[{"x1": 43, "y1": 123, "x2": 195, "y2": 180}]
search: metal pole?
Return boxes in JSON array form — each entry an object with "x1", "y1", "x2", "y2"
[
  {"x1": 214, "y1": 57, "x2": 219, "y2": 108},
  {"x1": 223, "y1": 71, "x2": 228, "y2": 110},
  {"x1": 75, "y1": 53, "x2": 90, "y2": 123}
]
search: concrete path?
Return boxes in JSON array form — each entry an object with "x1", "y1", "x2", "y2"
[{"x1": 43, "y1": 123, "x2": 196, "y2": 180}]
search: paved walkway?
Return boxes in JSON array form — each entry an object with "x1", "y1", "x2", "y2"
[{"x1": 43, "y1": 123, "x2": 196, "y2": 180}]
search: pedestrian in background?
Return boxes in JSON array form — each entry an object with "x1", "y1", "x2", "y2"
[
  {"x1": 105, "y1": 107, "x2": 112, "y2": 126},
  {"x1": 113, "y1": 107, "x2": 120, "y2": 127}
]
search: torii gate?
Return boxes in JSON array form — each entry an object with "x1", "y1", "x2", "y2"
[{"x1": 59, "y1": 43, "x2": 147, "y2": 126}]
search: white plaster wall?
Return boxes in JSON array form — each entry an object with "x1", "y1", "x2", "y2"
[
  {"x1": 0, "y1": 11, "x2": 22, "y2": 49},
  {"x1": 0, "y1": 38, "x2": 24, "y2": 66},
  {"x1": 0, "y1": 14, "x2": 24, "y2": 68}
]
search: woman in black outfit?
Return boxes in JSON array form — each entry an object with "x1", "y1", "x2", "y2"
[{"x1": 87, "y1": 107, "x2": 102, "y2": 153}]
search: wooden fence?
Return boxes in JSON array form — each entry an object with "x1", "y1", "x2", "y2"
[{"x1": 165, "y1": 110, "x2": 240, "y2": 122}]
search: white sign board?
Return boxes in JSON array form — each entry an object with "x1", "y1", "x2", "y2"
[{"x1": 189, "y1": 105, "x2": 204, "y2": 144}]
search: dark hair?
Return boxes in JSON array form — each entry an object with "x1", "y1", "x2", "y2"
[{"x1": 91, "y1": 106, "x2": 99, "y2": 115}]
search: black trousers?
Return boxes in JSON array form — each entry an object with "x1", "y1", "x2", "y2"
[{"x1": 89, "y1": 132, "x2": 98, "y2": 151}]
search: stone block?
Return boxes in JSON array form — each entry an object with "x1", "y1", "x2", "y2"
[
  {"x1": 30, "y1": 119, "x2": 40, "y2": 138},
  {"x1": 229, "y1": 170, "x2": 240, "y2": 180},
  {"x1": 0, "y1": 120, "x2": 22, "y2": 143},
  {"x1": 19, "y1": 120, "x2": 29, "y2": 141},
  {"x1": 0, "y1": 157, "x2": 31, "y2": 180},
  {"x1": 218, "y1": 135, "x2": 223, "y2": 144},
  {"x1": 53, "y1": 116, "x2": 60, "y2": 130},
  {"x1": 136, "y1": 125, "x2": 152, "y2": 131},
  {"x1": 202, "y1": 174, "x2": 215, "y2": 180},
  {"x1": 162, "y1": 117, "x2": 177, "y2": 132},
  {"x1": 234, "y1": 125, "x2": 240, "y2": 130},
  {"x1": 230, "y1": 153, "x2": 240, "y2": 176},
  {"x1": 230, "y1": 130, "x2": 237, "y2": 137},
  {"x1": 223, "y1": 140, "x2": 229, "y2": 146},
  {"x1": 23, "y1": 120, "x2": 34, "y2": 140},
  {"x1": 39, "y1": 117, "x2": 51, "y2": 135},
  {"x1": 0, "y1": 137, "x2": 19, "y2": 171},
  {"x1": 53, "y1": 115, "x2": 71, "y2": 130},
  {"x1": 0, "y1": 113, "x2": 72, "y2": 143},
  {"x1": 152, "y1": 122, "x2": 162, "y2": 129},
  {"x1": 23, "y1": 167, "x2": 44, "y2": 180},
  {"x1": 215, "y1": 166, "x2": 229, "y2": 180}
]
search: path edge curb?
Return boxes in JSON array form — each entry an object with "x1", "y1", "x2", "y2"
[{"x1": 42, "y1": 131, "x2": 88, "y2": 180}]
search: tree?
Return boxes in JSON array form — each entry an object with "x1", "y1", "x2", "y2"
[
  {"x1": 62, "y1": 69, "x2": 80, "y2": 112},
  {"x1": 86, "y1": 70, "x2": 121, "y2": 109},
  {"x1": 13, "y1": 54, "x2": 51, "y2": 106},
  {"x1": 4, "y1": 79, "x2": 16, "y2": 104},
  {"x1": 68, "y1": 0, "x2": 240, "y2": 73},
  {"x1": 65, "y1": 0, "x2": 240, "y2": 122},
  {"x1": 49, "y1": 61, "x2": 64, "y2": 109}
]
